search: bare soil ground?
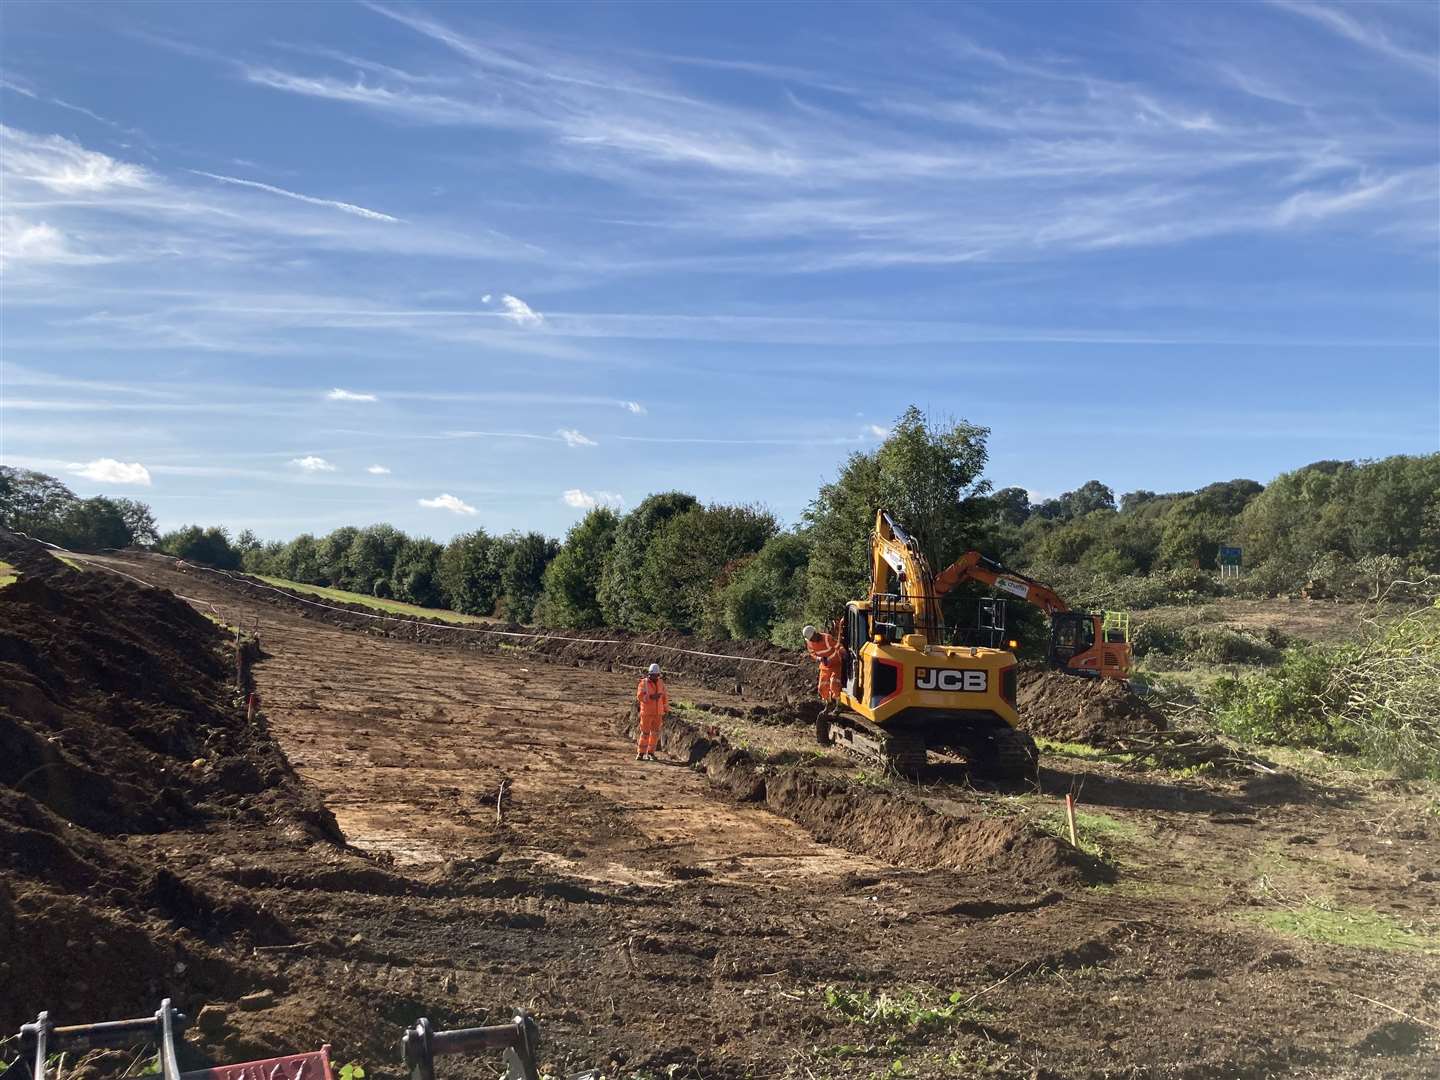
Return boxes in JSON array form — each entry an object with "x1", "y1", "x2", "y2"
[{"x1": 5, "y1": 548, "x2": 1438, "y2": 1080}]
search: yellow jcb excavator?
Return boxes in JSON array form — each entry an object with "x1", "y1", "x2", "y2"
[{"x1": 819, "y1": 510, "x2": 1036, "y2": 778}]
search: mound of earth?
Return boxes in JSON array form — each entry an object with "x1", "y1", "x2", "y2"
[
  {"x1": 0, "y1": 538, "x2": 340, "y2": 1028},
  {"x1": 1015, "y1": 665, "x2": 1165, "y2": 745}
]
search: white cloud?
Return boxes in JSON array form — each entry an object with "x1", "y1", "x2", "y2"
[
  {"x1": 326, "y1": 387, "x2": 379, "y2": 402},
  {"x1": 480, "y1": 293, "x2": 493, "y2": 303},
  {"x1": 622, "y1": 400, "x2": 647, "y2": 414},
  {"x1": 563, "y1": 488, "x2": 623, "y2": 510},
  {"x1": 66, "y1": 458, "x2": 152, "y2": 485},
  {"x1": 419, "y1": 492, "x2": 477, "y2": 514},
  {"x1": 190, "y1": 170, "x2": 401, "y2": 222},
  {"x1": 557, "y1": 427, "x2": 597, "y2": 447},
  {"x1": 366, "y1": 464, "x2": 391, "y2": 474},
  {"x1": 0, "y1": 219, "x2": 109, "y2": 266},
  {"x1": 1, "y1": 126, "x2": 151, "y2": 193},
  {"x1": 290, "y1": 455, "x2": 337, "y2": 472},
  {"x1": 866, "y1": 424, "x2": 891, "y2": 439},
  {"x1": 499, "y1": 293, "x2": 543, "y2": 326}
]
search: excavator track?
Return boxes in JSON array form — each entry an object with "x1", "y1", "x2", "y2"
[
  {"x1": 818, "y1": 714, "x2": 927, "y2": 776},
  {"x1": 985, "y1": 727, "x2": 1039, "y2": 781}
]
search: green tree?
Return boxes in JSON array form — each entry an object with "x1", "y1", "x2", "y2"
[
  {"x1": 317, "y1": 526, "x2": 359, "y2": 587},
  {"x1": 0, "y1": 466, "x2": 79, "y2": 539},
  {"x1": 439, "y1": 530, "x2": 499, "y2": 615},
  {"x1": 499, "y1": 531, "x2": 560, "y2": 622},
  {"x1": 803, "y1": 407, "x2": 991, "y2": 623},
  {"x1": 159, "y1": 525, "x2": 242, "y2": 569},
  {"x1": 718, "y1": 531, "x2": 812, "y2": 643},
  {"x1": 536, "y1": 507, "x2": 620, "y2": 627},
  {"x1": 597, "y1": 492, "x2": 700, "y2": 629},
  {"x1": 110, "y1": 498, "x2": 159, "y2": 547},
  {"x1": 56, "y1": 497, "x2": 133, "y2": 551},
  {"x1": 391, "y1": 537, "x2": 444, "y2": 607},
  {"x1": 990, "y1": 486, "x2": 1031, "y2": 527},
  {"x1": 277, "y1": 533, "x2": 324, "y2": 583},
  {"x1": 638, "y1": 503, "x2": 778, "y2": 633},
  {"x1": 345, "y1": 524, "x2": 407, "y2": 596}
]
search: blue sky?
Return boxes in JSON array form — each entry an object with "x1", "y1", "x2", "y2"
[{"x1": 2, "y1": 0, "x2": 1436, "y2": 541}]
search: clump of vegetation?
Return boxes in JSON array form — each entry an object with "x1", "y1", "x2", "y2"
[
  {"x1": 1206, "y1": 601, "x2": 1440, "y2": 777},
  {"x1": 1136, "y1": 622, "x2": 1285, "y2": 665},
  {"x1": 822, "y1": 986, "x2": 980, "y2": 1037},
  {"x1": 1247, "y1": 899, "x2": 1440, "y2": 953}
]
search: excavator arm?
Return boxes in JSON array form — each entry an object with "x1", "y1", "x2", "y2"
[
  {"x1": 870, "y1": 510, "x2": 941, "y2": 637},
  {"x1": 931, "y1": 552, "x2": 1070, "y2": 615}
]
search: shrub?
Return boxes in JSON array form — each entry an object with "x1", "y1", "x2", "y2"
[{"x1": 1205, "y1": 603, "x2": 1440, "y2": 777}]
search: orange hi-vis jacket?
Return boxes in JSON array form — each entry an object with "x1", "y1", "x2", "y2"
[
  {"x1": 636, "y1": 676, "x2": 668, "y2": 719},
  {"x1": 635, "y1": 675, "x2": 668, "y2": 755},
  {"x1": 806, "y1": 633, "x2": 844, "y2": 699}
]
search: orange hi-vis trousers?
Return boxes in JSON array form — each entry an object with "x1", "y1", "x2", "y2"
[
  {"x1": 806, "y1": 633, "x2": 844, "y2": 701},
  {"x1": 635, "y1": 676, "x2": 668, "y2": 754}
]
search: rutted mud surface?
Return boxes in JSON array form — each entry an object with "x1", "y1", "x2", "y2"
[{"x1": 5, "y1": 544, "x2": 1438, "y2": 1079}]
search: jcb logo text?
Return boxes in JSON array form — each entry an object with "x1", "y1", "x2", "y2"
[{"x1": 915, "y1": 668, "x2": 987, "y2": 693}]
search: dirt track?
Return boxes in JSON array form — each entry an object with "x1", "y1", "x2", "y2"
[{"x1": 43, "y1": 553, "x2": 1440, "y2": 1078}]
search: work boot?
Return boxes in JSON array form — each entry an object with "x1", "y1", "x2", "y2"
[{"x1": 636, "y1": 752, "x2": 644, "y2": 761}]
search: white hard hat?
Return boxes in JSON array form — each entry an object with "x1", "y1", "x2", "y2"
[
  {"x1": 647, "y1": 663, "x2": 661, "y2": 676},
  {"x1": 802, "y1": 625, "x2": 818, "y2": 640}
]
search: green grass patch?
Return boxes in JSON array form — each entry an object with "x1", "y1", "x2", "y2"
[
  {"x1": 822, "y1": 986, "x2": 984, "y2": 1038},
  {"x1": 1034, "y1": 736, "x2": 1132, "y2": 762},
  {"x1": 47, "y1": 551, "x2": 83, "y2": 572},
  {"x1": 252, "y1": 575, "x2": 489, "y2": 625},
  {"x1": 0, "y1": 561, "x2": 17, "y2": 588},
  {"x1": 1246, "y1": 900, "x2": 1440, "y2": 953},
  {"x1": 1033, "y1": 807, "x2": 1141, "y2": 860}
]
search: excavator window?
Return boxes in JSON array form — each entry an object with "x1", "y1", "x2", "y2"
[{"x1": 1050, "y1": 612, "x2": 1095, "y2": 662}]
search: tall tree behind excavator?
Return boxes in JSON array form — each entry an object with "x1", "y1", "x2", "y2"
[{"x1": 804, "y1": 407, "x2": 992, "y2": 626}]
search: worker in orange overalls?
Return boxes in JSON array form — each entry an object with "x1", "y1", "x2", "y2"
[
  {"x1": 803, "y1": 625, "x2": 845, "y2": 715},
  {"x1": 634, "y1": 662, "x2": 668, "y2": 761}
]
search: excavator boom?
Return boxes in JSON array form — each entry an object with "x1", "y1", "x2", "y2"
[{"x1": 930, "y1": 548, "x2": 1131, "y2": 680}]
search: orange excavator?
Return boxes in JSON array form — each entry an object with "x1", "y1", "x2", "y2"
[{"x1": 933, "y1": 552, "x2": 1132, "y2": 680}]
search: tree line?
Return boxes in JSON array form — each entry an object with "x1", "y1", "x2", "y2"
[{"x1": 4, "y1": 409, "x2": 1436, "y2": 645}]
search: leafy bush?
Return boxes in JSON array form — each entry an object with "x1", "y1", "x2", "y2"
[
  {"x1": 159, "y1": 525, "x2": 243, "y2": 570},
  {"x1": 1178, "y1": 624, "x2": 1281, "y2": 665},
  {"x1": 1206, "y1": 603, "x2": 1440, "y2": 777}
]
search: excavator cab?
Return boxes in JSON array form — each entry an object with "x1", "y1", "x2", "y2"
[{"x1": 1049, "y1": 611, "x2": 1131, "y2": 679}]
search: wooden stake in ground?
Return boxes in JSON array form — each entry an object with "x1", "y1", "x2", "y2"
[
  {"x1": 496, "y1": 778, "x2": 510, "y2": 825},
  {"x1": 1065, "y1": 793, "x2": 1079, "y2": 848}
]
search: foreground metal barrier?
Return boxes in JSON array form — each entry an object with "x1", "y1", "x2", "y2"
[{"x1": 6, "y1": 1002, "x2": 595, "y2": 1080}]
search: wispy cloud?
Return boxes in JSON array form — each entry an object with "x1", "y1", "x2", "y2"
[
  {"x1": 622, "y1": 400, "x2": 647, "y2": 415},
  {"x1": 326, "y1": 387, "x2": 379, "y2": 402},
  {"x1": 227, "y1": 6, "x2": 1436, "y2": 271},
  {"x1": 67, "y1": 457, "x2": 152, "y2": 485},
  {"x1": 0, "y1": 77, "x2": 129, "y2": 130},
  {"x1": 556, "y1": 427, "x2": 597, "y2": 447},
  {"x1": 366, "y1": 463, "x2": 391, "y2": 474},
  {"x1": 189, "y1": 170, "x2": 401, "y2": 222},
  {"x1": 0, "y1": 218, "x2": 113, "y2": 266},
  {"x1": 1268, "y1": 1, "x2": 1440, "y2": 75},
  {"x1": 562, "y1": 488, "x2": 622, "y2": 509},
  {"x1": 866, "y1": 424, "x2": 890, "y2": 439},
  {"x1": 419, "y1": 492, "x2": 477, "y2": 514},
  {"x1": 1, "y1": 125, "x2": 150, "y2": 193},
  {"x1": 290, "y1": 455, "x2": 337, "y2": 472}
]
